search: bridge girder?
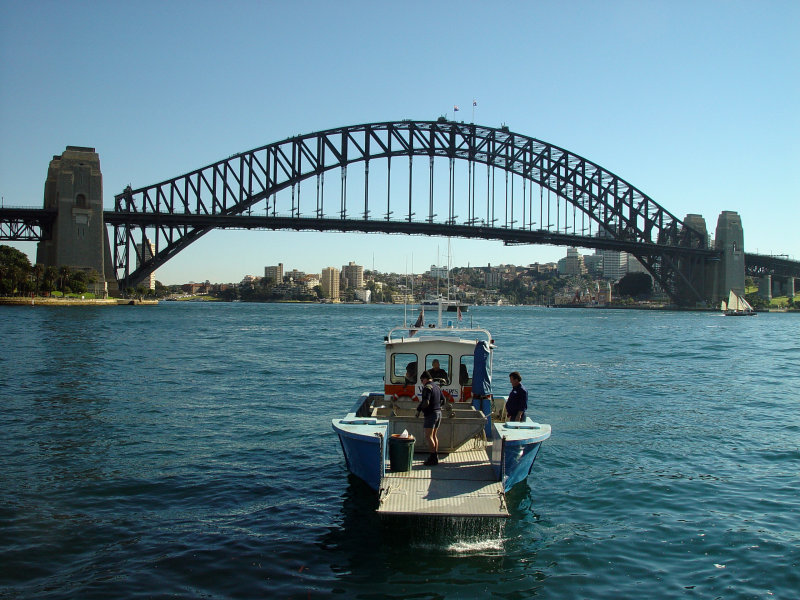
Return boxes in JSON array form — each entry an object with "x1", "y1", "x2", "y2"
[
  {"x1": 0, "y1": 208, "x2": 55, "y2": 241},
  {"x1": 113, "y1": 120, "x2": 716, "y2": 302}
]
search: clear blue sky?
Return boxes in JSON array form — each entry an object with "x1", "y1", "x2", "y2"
[{"x1": 2, "y1": 0, "x2": 798, "y2": 284}]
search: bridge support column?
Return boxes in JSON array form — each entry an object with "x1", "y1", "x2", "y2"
[
  {"x1": 759, "y1": 275, "x2": 772, "y2": 301},
  {"x1": 678, "y1": 214, "x2": 713, "y2": 305},
  {"x1": 712, "y1": 211, "x2": 745, "y2": 305},
  {"x1": 36, "y1": 146, "x2": 112, "y2": 296},
  {"x1": 772, "y1": 276, "x2": 795, "y2": 298}
]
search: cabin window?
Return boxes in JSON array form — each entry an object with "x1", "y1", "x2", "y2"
[
  {"x1": 425, "y1": 354, "x2": 452, "y2": 385},
  {"x1": 391, "y1": 353, "x2": 417, "y2": 384},
  {"x1": 459, "y1": 356, "x2": 474, "y2": 386}
]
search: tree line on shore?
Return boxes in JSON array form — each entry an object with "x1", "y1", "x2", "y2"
[{"x1": 0, "y1": 245, "x2": 98, "y2": 296}]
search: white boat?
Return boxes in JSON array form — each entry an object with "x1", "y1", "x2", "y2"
[
  {"x1": 722, "y1": 289, "x2": 756, "y2": 316},
  {"x1": 331, "y1": 309, "x2": 551, "y2": 518}
]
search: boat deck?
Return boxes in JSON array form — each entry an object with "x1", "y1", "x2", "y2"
[{"x1": 377, "y1": 444, "x2": 508, "y2": 518}]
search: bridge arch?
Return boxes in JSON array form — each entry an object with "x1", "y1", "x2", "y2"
[{"x1": 111, "y1": 120, "x2": 711, "y2": 302}]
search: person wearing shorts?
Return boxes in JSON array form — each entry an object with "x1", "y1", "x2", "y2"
[{"x1": 416, "y1": 371, "x2": 442, "y2": 465}]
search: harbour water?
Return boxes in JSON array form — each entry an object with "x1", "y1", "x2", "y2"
[{"x1": 1, "y1": 303, "x2": 798, "y2": 599}]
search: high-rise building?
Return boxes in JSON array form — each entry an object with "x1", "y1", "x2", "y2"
[
  {"x1": 264, "y1": 263, "x2": 284, "y2": 283},
  {"x1": 286, "y1": 269, "x2": 305, "y2": 281},
  {"x1": 340, "y1": 261, "x2": 364, "y2": 289},
  {"x1": 321, "y1": 267, "x2": 340, "y2": 300},
  {"x1": 135, "y1": 239, "x2": 156, "y2": 290},
  {"x1": 583, "y1": 254, "x2": 603, "y2": 276},
  {"x1": 627, "y1": 255, "x2": 648, "y2": 274},
  {"x1": 595, "y1": 228, "x2": 628, "y2": 281},
  {"x1": 558, "y1": 248, "x2": 587, "y2": 276}
]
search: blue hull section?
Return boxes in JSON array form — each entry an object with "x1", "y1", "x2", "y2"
[
  {"x1": 332, "y1": 393, "x2": 388, "y2": 492},
  {"x1": 491, "y1": 420, "x2": 551, "y2": 492},
  {"x1": 335, "y1": 427, "x2": 385, "y2": 491},
  {"x1": 503, "y1": 440, "x2": 542, "y2": 491}
]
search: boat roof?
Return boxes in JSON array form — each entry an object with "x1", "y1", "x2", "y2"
[{"x1": 385, "y1": 326, "x2": 493, "y2": 347}]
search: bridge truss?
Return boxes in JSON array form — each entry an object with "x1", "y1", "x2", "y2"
[
  {"x1": 0, "y1": 207, "x2": 54, "y2": 241},
  {"x1": 111, "y1": 120, "x2": 717, "y2": 304}
]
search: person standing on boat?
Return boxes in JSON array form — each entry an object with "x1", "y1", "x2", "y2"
[
  {"x1": 506, "y1": 371, "x2": 528, "y2": 422},
  {"x1": 416, "y1": 371, "x2": 442, "y2": 466}
]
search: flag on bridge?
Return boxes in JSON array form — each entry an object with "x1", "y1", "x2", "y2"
[
  {"x1": 409, "y1": 309, "x2": 424, "y2": 336},
  {"x1": 454, "y1": 105, "x2": 460, "y2": 112},
  {"x1": 473, "y1": 99, "x2": 477, "y2": 107}
]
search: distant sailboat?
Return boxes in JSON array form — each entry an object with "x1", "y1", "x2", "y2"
[{"x1": 722, "y1": 290, "x2": 756, "y2": 316}]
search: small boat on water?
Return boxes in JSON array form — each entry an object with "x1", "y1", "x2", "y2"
[
  {"x1": 722, "y1": 289, "x2": 756, "y2": 316},
  {"x1": 331, "y1": 308, "x2": 551, "y2": 518}
]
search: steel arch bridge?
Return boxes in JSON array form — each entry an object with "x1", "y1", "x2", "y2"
[{"x1": 109, "y1": 119, "x2": 717, "y2": 302}]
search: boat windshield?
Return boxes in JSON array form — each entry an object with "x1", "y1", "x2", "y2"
[
  {"x1": 459, "y1": 355, "x2": 474, "y2": 385},
  {"x1": 390, "y1": 353, "x2": 418, "y2": 384}
]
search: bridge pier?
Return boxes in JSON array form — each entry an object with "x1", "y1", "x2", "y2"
[
  {"x1": 774, "y1": 276, "x2": 796, "y2": 298},
  {"x1": 678, "y1": 214, "x2": 714, "y2": 305},
  {"x1": 712, "y1": 211, "x2": 746, "y2": 305},
  {"x1": 36, "y1": 146, "x2": 116, "y2": 295},
  {"x1": 677, "y1": 211, "x2": 746, "y2": 307},
  {"x1": 759, "y1": 275, "x2": 773, "y2": 301}
]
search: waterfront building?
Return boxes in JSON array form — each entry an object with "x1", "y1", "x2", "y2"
[
  {"x1": 354, "y1": 288, "x2": 371, "y2": 303},
  {"x1": 321, "y1": 267, "x2": 340, "y2": 300},
  {"x1": 597, "y1": 281, "x2": 612, "y2": 304},
  {"x1": 391, "y1": 292, "x2": 414, "y2": 304},
  {"x1": 264, "y1": 263, "x2": 284, "y2": 283}
]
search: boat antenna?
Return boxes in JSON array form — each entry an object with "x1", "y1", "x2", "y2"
[
  {"x1": 404, "y1": 257, "x2": 408, "y2": 326},
  {"x1": 446, "y1": 239, "x2": 452, "y2": 301}
]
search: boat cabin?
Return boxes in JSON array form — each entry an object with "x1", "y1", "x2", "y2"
[
  {"x1": 361, "y1": 326, "x2": 498, "y2": 451},
  {"x1": 383, "y1": 330, "x2": 488, "y2": 403}
]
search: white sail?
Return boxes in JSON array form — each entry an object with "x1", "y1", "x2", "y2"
[
  {"x1": 725, "y1": 289, "x2": 754, "y2": 314},
  {"x1": 728, "y1": 290, "x2": 740, "y2": 311}
]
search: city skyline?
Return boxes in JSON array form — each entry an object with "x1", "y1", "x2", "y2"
[
  {"x1": 177, "y1": 246, "x2": 629, "y2": 287},
  {"x1": 2, "y1": 2, "x2": 798, "y2": 284}
]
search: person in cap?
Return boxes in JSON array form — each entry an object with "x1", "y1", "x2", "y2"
[{"x1": 415, "y1": 370, "x2": 442, "y2": 465}]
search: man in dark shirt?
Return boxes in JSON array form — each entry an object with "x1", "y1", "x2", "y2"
[
  {"x1": 416, "y1": 371, "x2": 442, "y2": 465},
  {"x1": 428, "y1": 359, "x2": 449, "y2": 384},
  {"x1": 505, "y1": 371, "x2": 528, "y2": 422}
]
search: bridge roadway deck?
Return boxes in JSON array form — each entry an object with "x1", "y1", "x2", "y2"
[{"x1": 377, "y1": 444, "x2": 508, "y2": 518}]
